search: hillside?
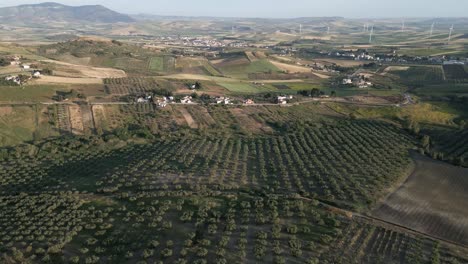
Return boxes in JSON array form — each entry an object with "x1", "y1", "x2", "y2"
[{"x1": 0, "y1": 2, "x2": 135, "y2": 25}]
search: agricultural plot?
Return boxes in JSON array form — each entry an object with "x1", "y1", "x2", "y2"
[
  {"x1": 390, "y1": 66, "x2": 445, "y2": 86},
  {"x1": 2, "y1": 101, "x2": 468, "y2": 263},
  {"x1": 372, "y1": 153, "x2": 468, "y2": 246},
  {"x1": 229, "y1": 108, "x2": 273, "y2": 134},
  {"x1": 69, "y1": 105, "x2": 85, "y2": 135},
  {"x1": 1, "y1": 118, "x2": 465, "y2": 263},
  {"x1": 176, "y1": 57, "x2": 222, "y2": 76},
  {"x1": 178, "y1": 107, "x2": 198, "y2": 129},
  {"x1": 0, "y1": 106, "x2": 36, "y2": 146},
  {"x1": 56, "y1": 104, "x2": 72, "y2": 134},
  {"x1": 443, "y1": 64, "x2": 468, "y2": 80},
  {"x1": 104, "y1": 77, "x2": 165, "y2": 95},
  {"x1": 218, "y1": 82, "x2": 274, "y2": 93},
  {"x1": 322, "y1": 220, "x2": 467, "y2": 264},
  {"x1": 216, "y1": 58, "x2": 280, "y2": 79},
  {"x1": 30, "y1": 119, "x2": 413, "y2": 208},
  {"x1": 184, "y1": 105, "x2": 216, "y2": 129},
  {"x1": 413, "y1": 83, "x2": 468, "y2": 97},
  {"x1": 149, "y1": 56, "x2": 176, "y2": 73},
  {"x1": 422, "y1": 126, "x2": 468, "y2": 166}
]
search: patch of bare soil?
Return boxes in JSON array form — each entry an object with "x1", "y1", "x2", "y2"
[
  {"x1": 347, "y1": 95, "x2": 394, "y2": 105},
  {"x1": 269, "y1": 60, "x2": 311, "y2": 73},
  {"x1": 245, "y1": 51, "x2": 258, "y2": 62},
  {"x1": 230, "y1": 108, "x2": 273, "y2": 133},
  {"x1": 41, "y1": 59, "x2": 126, "y2": 78},
  {"x1": 91, "y1": 105, "x2": 106, "y2": 131},
  {"x1": 69, "y1": 105, "x2": 84, "y2": 135},
  {"x1": 0, "y1": 106, "x2": 13, "y2": 116},
  {"x1": 33, "y1": 76, "x2": 103, "y2": 85},
  {"x1": 372, "y1": 153, "x2": 468, "y2": 246},
  {"x1": 383, "y1": 66, "x2": 410, "y2": 75},
  {"x1": 178, "y1": 107, "x2": 198, "y2": 128}
]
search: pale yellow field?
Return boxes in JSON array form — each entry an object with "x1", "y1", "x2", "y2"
[
  {"x1": 41, "y1": 59, "x2": 126, "y2": 78},
  {"x1": 33, "y1": 76, "x2": 103, "y2": 84},
  {"x1": 269, "y1": 60, "x2": 312, "y2": 73}
]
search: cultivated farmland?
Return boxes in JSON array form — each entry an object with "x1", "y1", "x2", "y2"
[{"x1": 372, "y1": 153, "x2": 468, "y2": 246}]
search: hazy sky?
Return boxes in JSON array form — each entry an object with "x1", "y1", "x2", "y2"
[{"x1": 0, "y1": 0, "x2": 466, "y2": 18}]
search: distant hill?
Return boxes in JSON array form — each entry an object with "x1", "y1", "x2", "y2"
[{"x1": 0, "y1": 2, "x2": 135, "y2": 25}]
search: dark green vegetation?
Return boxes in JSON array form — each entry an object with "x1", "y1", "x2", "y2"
[
  {"x1": 1, "y1": 8, "x2": 468, "y2": 264},
  {"x1": 443, "y1": 65, "x2": 468, "y2": 81},
  {"x1": 393, "y1": 66, "x2": 445, "y2": 87},
  {"x1": 421, "y1": 126, "x2": 468, "y2": 166},
  {"x1": 3, "y1": 103, "x2": 467, "y2": 264}
]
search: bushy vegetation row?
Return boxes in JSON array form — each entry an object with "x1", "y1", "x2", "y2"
[
  {"x1": 420, "y1": 127, "x2": 468, "y2": 166},
  {"x1": 1, "y1": 120, "x2": 413, "y2": 208},
  {"x1": 2, "y1": 190, "x2": 465, "y2": 264},
  {"x1": 1, "y1": 110, "x2": 467, "y2": 263},
  {"x1": 394, "y1": 66, "x2": 445, "y2": 87},
  {"x1": 103, "y1": 78, "x2": 174, "y2": 96}
]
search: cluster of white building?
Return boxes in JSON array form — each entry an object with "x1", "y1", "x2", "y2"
[
  {"x1": 277, "y1": 95, "x2": 294, "y2": 105},
  {"x1": 342, "y1": 74, "x2": 373, "y2": 88}
]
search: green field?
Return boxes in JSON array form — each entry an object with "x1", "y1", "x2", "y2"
[
  {"x1": 391, "y1": 66, "x2": 445, "y2": 86},
  {"x1": 413, "y1": 83, "x2": 468, "y2": 97},
  {"x1": 148, "y1": 56, "x2": 164, "y2": 71},
  {"x1": 0, "y1": 106, "x2": 36, "y2": 146},
  {"x1": 218, "y1": 82, "x2": 273, "y2": 93},
  {"x1": 0, "y1": 85, "x2": 68, "y2": 102},
  {"x1": 219, "y1": 59, "x2": 281, "y2": 78}
]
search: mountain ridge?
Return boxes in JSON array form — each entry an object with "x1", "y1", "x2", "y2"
[{"x1": 0, "y1": 2, "x2": 135, "y2": 24}]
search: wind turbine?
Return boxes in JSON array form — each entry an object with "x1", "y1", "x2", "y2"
[
  {"x1": 430, "y1": 22, "x2": 435, "y2": 37},
  {"x1": 299, "y1": 24, "x2": 302, "y2": 35},
  {"x1": 369, "y1": 25, "x2": 374, "y2": 43},
  {"x1": 401, "y1": 19, "x2": 405, "y2": 31},
  {"x1": 448, "y1": 24, "x2": 454, "y2": 43},
  {"x1": 327, "y1": 26, "x2": 330, "y2": 35}
]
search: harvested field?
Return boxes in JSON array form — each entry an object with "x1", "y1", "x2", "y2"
[
  {"x1": 0, "y1": 106, "x2": 13, "y2": 116},
  {"x1": 190, "y1": 106, "x2": 216, "y2": 127},
  {"x1": 372, "y1": 153, "x2": 468, "y2": 246},
  {"x1": 33, "y1": 76, "x2": 103, "y2": 85},
  {"x1": 80, "y1": 104, "x2": 94, "y2": 133},
  {"x1": 312, "y1": 71, "x2": 331, "y2": 79},
  {"x1": 229, "y1": 108, "x2": 273, "y2": 133},
  {"x1": 41, "y1": 59, "x2": 126, "y2": 78},
  {"x1": 312, "y1": 59, "x2": 364, "y2": 67},
  {"x1": 269, "y1": 60, "x2": 311, "y2": 73},
  {"x1": 245, "y1": 51, "x2": 258, "y2": 62},
  {"x1": 91, "y1": 105, "x2": 106, "y2": 132},
  {"x1": 69, "y1": 105, "x2": 84, "y2": 135},
  {"x1": 178, "y1": 107, "x2": 197, "y2": 128},
  {"x1": 384, "y1": 66, "x2": 410, "y2": 73},
  {"x1": 254, "y1": 51, "x2": 267, "y2": 59}
]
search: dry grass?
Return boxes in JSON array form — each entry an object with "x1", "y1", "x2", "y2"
[
  {"x1": 41, "y1": 59, "x2": 126, "y2": 78},
  {"x1": 269, "y1": 60, "x2": 311, "y2": 73},
  {"x1": 69, "y1": 105, "x2": 84, "y2": 135},
  {"x1": 33, "y1": 76, "x2": 103, "y2": 85},
  {"x1": 178, "y1": 107, "x2": 197, "y2": 128},
  {"x1": 0, "y1": 106, "x2": 13, "y2": 116},
  {"x1": 229, "y1": 108, "x2": 272, "y2": 134}
]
